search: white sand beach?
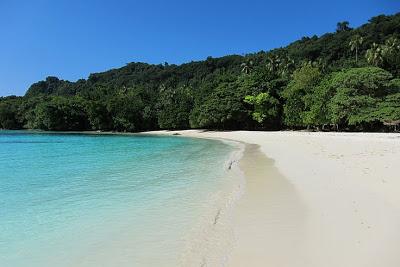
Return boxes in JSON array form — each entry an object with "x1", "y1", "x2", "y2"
[{"x1": 145, "y1": 130, "x2": 400, "y2": 267}]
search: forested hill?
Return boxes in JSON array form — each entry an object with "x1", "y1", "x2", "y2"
[{"x1": 1, "y1": 13, "x2": 399, "y2": 132}]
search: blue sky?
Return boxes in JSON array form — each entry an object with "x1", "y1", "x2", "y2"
[{"x1": 0, "y1": 0, "x2": 399, "y2": 96}]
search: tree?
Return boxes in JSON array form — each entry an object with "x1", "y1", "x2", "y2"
[
  {"x1": 85, "y1": 100, "x2": 113, "y2": 130},
  {"x1": 366, "y1": 43, "x2": 385, "y2": 66},
  {"x1": 32, "y1": 97, "x2": 89, "y2": 130},
  {"x1": 266, "y1": 55, "x2": 281, "y2": 74},
  {"x1": 336, "y1": 21, "x2": 351, "y2": 32},
  {"x1": 25, "y1": 76, "x2": 69, "y2": 97},
  {"x1": 384, "y1": 37, "x2": 400, "y2": 54},
  {"x1": 278, "y1": 57, "x2": 296, "y2": 77},
  {"x1": 301, "y1": 75, "x2": 336, "y2": 127},
  {"x1": 327, "y1": 67, "x2": 395, "y2": 128},
  {"x1": 189, "y1": 81, "x2": 249, "y2": 129},
  {"x1": 282, "y1": 65, "x2": 322, "y2": 127},
  {"x1": 349, "y1": 34, "x2": 364, "y2": 63},
  {"x1": 157, "y1": 86, "x2": 193, "y2": 129},
  {"x1": 328, "y1": 67, "x2": 392, "y2": 97},
  {"x1": 329, "y1": 91, "x2": 378, "y2": 127},
  {"x1": 0, "y1": 97, "x2": 23, "y2": 129},
  {"x1": 106, "y1": 94, "x2": 145, "y2": 132},
  {"x1": 241, "y1": 60, "x2": 254, "y2": 74},
  {"x1": 375, "y1": 93, "x2": 400, "y2": 122},
  {"x1": 244, "y1": 92, "x2": 280, "y2": 127},
  {"x1": 383, "y1": 37, "x2": 400, "y2": 74}
]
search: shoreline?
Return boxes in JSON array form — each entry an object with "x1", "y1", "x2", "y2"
[
  {"x1": 143, "y1": 130, "x2": 400, "y2": 267},
  {"x1": 3, "y1": 129, "x2": 400, "y2": 266},
  {"x1": 0, "y1": 130, "x2": 246, "y2": 267},
  {"x1": 179, "y1": 138, "x2": 246, "y2": 266},
  {"x1": 143, "y1": 130, "x2": 303, "y2": 266}
]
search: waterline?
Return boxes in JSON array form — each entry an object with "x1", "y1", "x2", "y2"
[{"x1": 0, "y1": 131, "x2": 243, "y2": 267}]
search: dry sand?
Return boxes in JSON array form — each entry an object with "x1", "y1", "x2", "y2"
[{"x1": 144, "y1": 130, "x2": 400, "y2": 267}]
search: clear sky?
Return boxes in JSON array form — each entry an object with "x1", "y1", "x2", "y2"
[{"x1": 0, "y1": 0, "x2": 399, "y2": 96}]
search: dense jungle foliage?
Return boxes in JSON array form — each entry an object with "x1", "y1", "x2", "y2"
[{"x1": 1, "y1": 13, "x2": 399, "y2": 132}]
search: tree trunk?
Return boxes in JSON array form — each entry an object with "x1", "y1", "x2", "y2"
[{"x1": 355, "y1": 47, "x2": 358, "y2": 63}]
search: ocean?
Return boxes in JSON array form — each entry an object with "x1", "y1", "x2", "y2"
[{"x1": 0, "y1": 131, "x2": 242, "y2": 267}]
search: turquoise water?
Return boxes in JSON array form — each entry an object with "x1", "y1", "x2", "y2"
[{"x1": 0, "y1": 131, "x2": 238, "y2": 267}]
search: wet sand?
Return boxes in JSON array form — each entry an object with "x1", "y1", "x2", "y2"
[
  {"x1": 143, "y1": 130, "x2": 400, "y2": 267},
  {"x1": 229, "y1": 144, "x2": 306, "y2": 266}
]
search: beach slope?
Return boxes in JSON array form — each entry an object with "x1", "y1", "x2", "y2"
[{"x1": 145, "y1": 130, "x2": 400, "y2": 267}]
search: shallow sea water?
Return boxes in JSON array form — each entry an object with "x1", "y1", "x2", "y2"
[{"x1": 0, "y1": 131, "x2": 241, "y2": 267}]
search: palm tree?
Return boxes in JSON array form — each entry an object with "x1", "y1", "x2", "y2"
[
  {"x1": 278, "y1": 57, "x2": 295, "y2": 76},
  {"x1": 349, "y1": 34, "x2": 364, "y2": 63},
  {"x1": 241, "y1": 60, "x2": 253, "y2": 74},
  {"x1": 386, "y1": 37, "x2": 400, "y2": 49},
  {"x1": 366, "y1": 43, "x2": 385, "y2": 66},
  {"x1": 336, "y1": 21, "x2": 351, "y2": 32},
  {"x1": 384, "y1": 37, "x2": 400, "y2": 56},
  {"x1": 266, "y1": 55, "x2": 281, "y2": 73}
]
